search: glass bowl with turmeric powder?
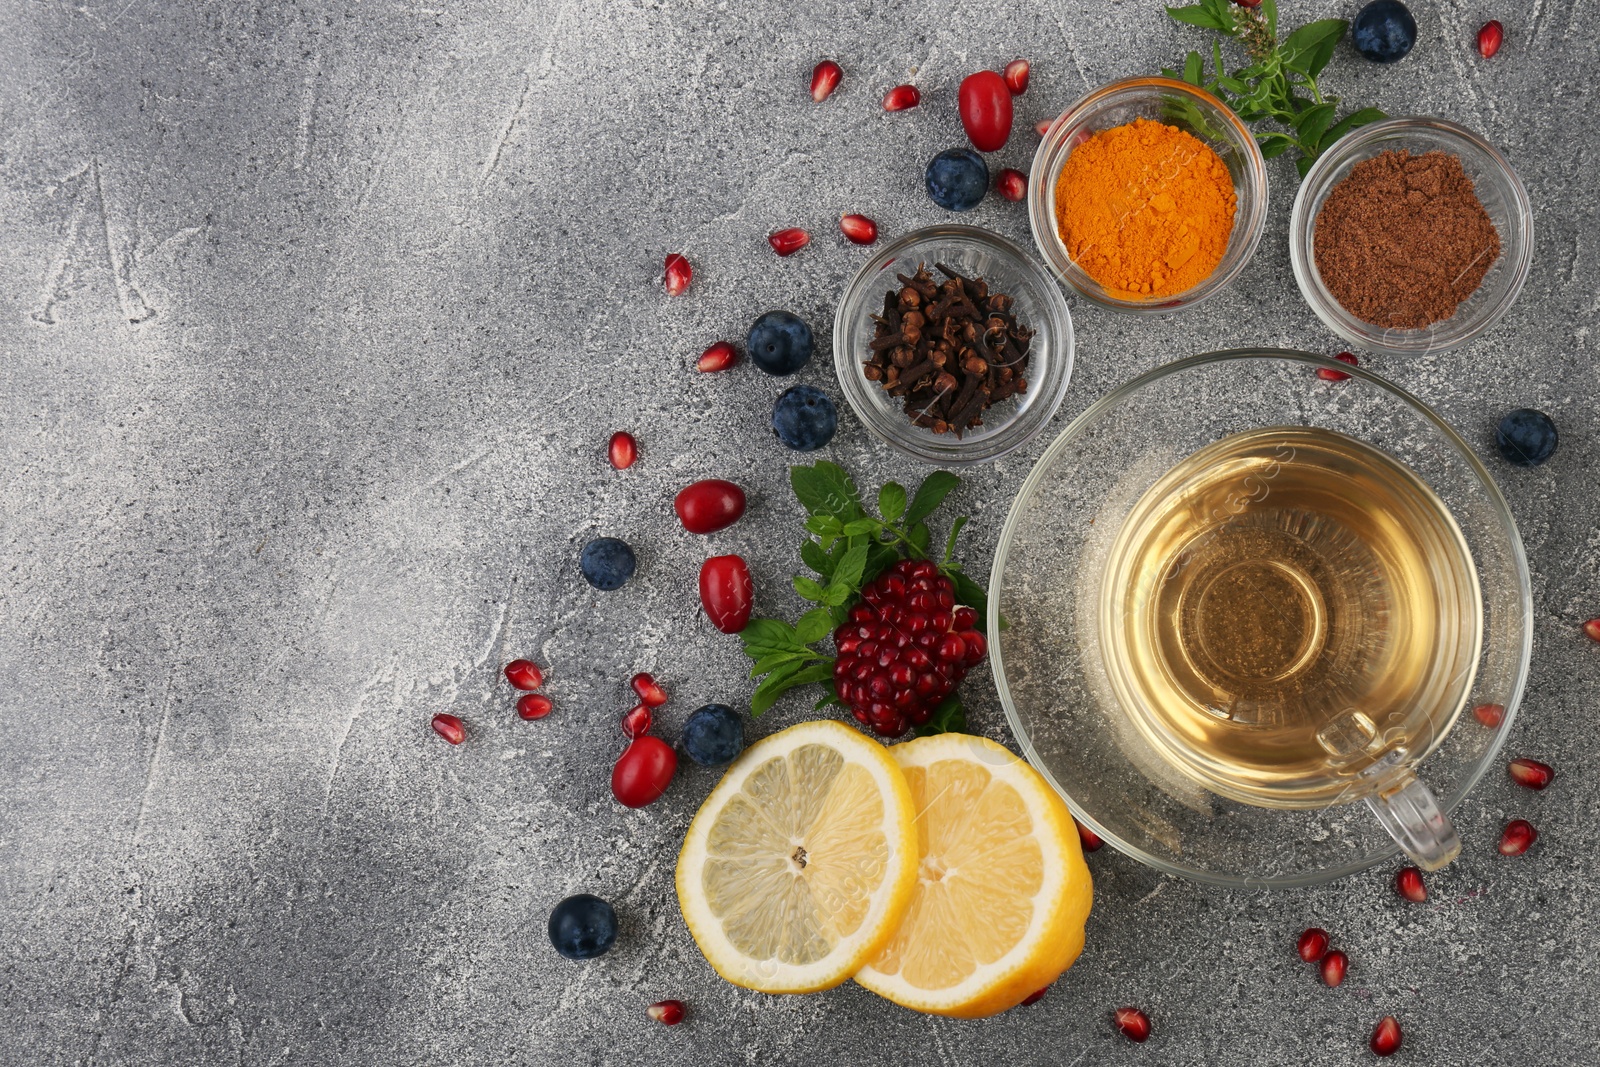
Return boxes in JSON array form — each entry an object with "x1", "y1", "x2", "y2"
[{"x1": 1027, "y1": 76, "x2": 1268, "y2": 313}]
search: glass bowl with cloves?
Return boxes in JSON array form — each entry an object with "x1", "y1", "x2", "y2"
[{"x1": 833, "y1": 225, "x2": 1075, "y2": 465}]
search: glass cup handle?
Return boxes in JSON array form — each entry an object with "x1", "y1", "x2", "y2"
[{"x1": 1363, "y1": 767, "x2": 1461, "y2": 872}]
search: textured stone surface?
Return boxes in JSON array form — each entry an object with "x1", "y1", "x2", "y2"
[{"x1": 1, "y1": 2, "x2": 1596, "y2": 1064}]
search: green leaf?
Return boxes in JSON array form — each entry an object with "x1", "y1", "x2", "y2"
[
  {"x1": 840, "y1": 518, "x2": 879, "y2": 537},
  {"x1": 1261, "y1": 0, "x2": 1278, "y2": 37},
  {"x1": 741, "y1": 618, "x2": 797, "y2": 649},
  {"x1": 942, "y1": 515, "x2": 969, "y2": 564},
  {"x1": 750, "y1": 660, "x2": 837, "y2": 716},
  {"x1": 1295, "y1": 154, "x2": 1317, "y2": 178},
  {"x1": 794, "y1": 576, "x2": 829, "y2": 603},
  {"x1": 907, "y1": 522, "x2": 931, "y2": 559},
  {"x1": 1282, "y1": 18, "x2": 1345, "y2": 74},
  {"x1": 800, "y1": 538, "x2": 832, "y2": 577},
  {"x1": 1166, "y1": 4, "x2": 1226, "y2": 32},
  {"x1": 905, "y1": 471, "x2": 960, "y2": 526},
  {"x1": 1304, "y1": 26, "x2": 1343, "y2": 78},
  {"x1": 914, "y1": 696, "x2": 969, "y2": 737},
  {"x1": 749, "y1": 650, "x2": 810, "y2": 676},
  {"x1": 1182, "y1": 50, "x2": 1204, "y2": 86},
  {"x1": 878, "y1": 482, "x2": 907, "y2": 523},
  {"x1": 831, "y1": 541, "x2": 869, "y2": 593},
  {"x1": 947, "y1": 568, "x2": 989, "y2": 621},
  {"x1": 1259, "y1": 136, "x2": 1292, "y2": 158},
  {"x1": 794, "y1": 607, "x2": 834, "y2": 645},
  {"x1": 813, "y1": 692, "x2": 842, "y2": 711},
  {"x1": 790, "y1": 462, "x2": 864, "y2": 521},
  {"x1": 863, "y1": 542, "x2": 900, "y2": 585},
  {"x1": 1318, "y1": 106, "x2": 1386, "y2": 153},
  {"x1": 1291, "y1": 102, "x2": 1336, "y2": 147}
]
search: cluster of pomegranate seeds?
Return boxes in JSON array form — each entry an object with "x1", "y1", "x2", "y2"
[
  {"x1": 608, "y1": 431, "x2": 638, "y2": 470},
  {"x1": 1113, "y1": 1006, "x2": 1151, "y2": 1042},
  {"x1": 1003, "y1": 59, "x2": 1030, "y2": 95},
  {"x1": 882, "y1": 84, "x2": 920, "y2": 111},
  {"x1": 1370, "y1": 1015, "x2": 1403, "y2": 1057},
  {"x1": 809, "y1": 59, "x2": 841, "y2": 102},
  {"x1": 518, "y1": 694, "x2": 553, "y2": 721},
  {"x1": 622, "y1": 703, "x2": 653, "y2": 738},
  {"x1": 996, "y1": 169, "x2": 1028, "y2": 202},
  {"x1": 647, "y1": 999, "x2": 686, "y2": 1025},
  {"x1": 431, "y1": 713, "x2": 465, "y2": 745},
  {"x1": 768, "y1": 228, "x2": 811, "y2": 257},
  {"x1": 663, "y1": 254, "x2": 692, "y2": 297},
  {"x1": 1020, "y1": 985, "x2": 1050, "y2": 1006},
  {"x1": 1394, "y1": 865, "x2": 1427, "y2": 903},
  {"x1": 1075, "y1": 818, "x2": 1104, "y2": 853},
  {"x1": 697, "y1": 341, "x2": 738, "y2": 373},
  {"x1": 1317, "y1": 351, "x2": 1359, "y2": 381},
  {"x1": 631, "y1": 672, "x2": 669, "y2": 707},
  {"x1": 1508, "y1": 757, "x2": 1554, "y2": 790},
  {"x1": 1320, "y1": 950, "x2": 1349, "y2": 987},
  {"x1": 840, "y1": 214, "x2": 878, "y2": 245},
  {"x1": 1473, "y1": 702, "x2": 1506, "y2": 728},
  {"x1": 1499, "y1": 818, "x2": 1537, "y2": 856},
  {"x1": 1584, "y1": 618, "x2": 1600, "y2": 643},
  {"x1": 1477, "y1": 20, "x2": 1504, "y2": 58},
  {"x1": 1297, "y1": 927, "x2": 1330, "y2": 962}
]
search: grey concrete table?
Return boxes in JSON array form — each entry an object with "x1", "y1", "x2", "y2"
[{"x1": 2, "y1": 1, "x2": 1596, "y2": 1064}]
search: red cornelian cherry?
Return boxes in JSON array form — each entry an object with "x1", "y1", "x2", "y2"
[
  {"x1": 631, "y1": 672, "x2": 668, "y2": 708},
  {"x1": 1477, "y1": 20, "x2": 1504, "y2": 58},
  {"x1": 1370, "y1": 1015, "x2": 1403, "y2": 1057},
  {"x1": 1474, "y1": 702, "x2": 1506, "y2": 728},
  {"x1": 504, "y1": 659, "x2": 544, "y2": 691},
  {"x1": 810, "y1": 59, "x2": 842, "y2": 102},
  {"x1": 1114, "y1": 1006, "x2": 1151, "y2": 1043},
  {"x1": 1075, "y1": 818, "x2": 1104, "y2": 853},
  {"x1": 517, "y1": 693, "x2": 553, "y2": 721},
  {"x1": 700, "y1": 554, "x2": 753, "y2": 634},
  {"x1": 612, "y1": 736, "x2": 677, "y2": 808},
  {"x1": 1584, "y1": 618, "x2": 1600, "y2": 643},
  {"x1": 608, "y1": 431, "x2": 638, "y2": 470},
  {"x1": 1003, "y1": 59, "x2": 1030, "y2": 95},
  {"x1": 882, "y1": 84, "x2": 920, "y2": 111},
  {"x1": 1320, "y1": 949, "x2": 1348, "y2": 987},
  {"x1": 840, "y1": 214, "x2": 878, "y2": 245},
  {"x1": 996, "y1": 169, "x2": 1028, "y2": 202},
  {"x1": 1508, "y1": 757, "x2": 1554, "y2": 790},
  {"x1": 1394, "y1": 865, "x2": 1427, "y2": 903},
  {"x1": 674, "y1": 479, "x2": 746, "y2": 534},
  {"x1": 648, "y1": 999, "x2": 686, "y2": 1025},
  {"x1": 622, "y1": 703, "x2": 652, "y2": 739},
  {"x1": 1297, "y1": 927, "x2": 1330, "y2": 962},
  {"x1": 431, "y1": 713, "x2": 465, "y2": 745},
  {"x1": 1020, "y1": 985, "x2": 1049, "y2": 1006},
  {"x1": 1233, "y1": 0, "x2": 1263, "y2": 8},
  {"x1": 768, "y1": 228, "x2": 811, "y2": 257},
  {"x1": 1318, "y1": 351, "x2": 1358, "y2": 381},
  {"x1": 1499, "y1": 818, "x2": 1537, "y2": 856},
  {"x1": 663, "y1": 254, "x2": 691, "y2": 297},
  {"x1": 697, "y1": 341, "x2": 739, "y2": 372}
]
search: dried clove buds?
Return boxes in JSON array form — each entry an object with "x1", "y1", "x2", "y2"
[{"x1": 863, "y1": 263, "x2": 1032, "y2": 437}]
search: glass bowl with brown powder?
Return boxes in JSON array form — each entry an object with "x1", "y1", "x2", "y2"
[{"x1": 1291, "y1": 117, "x2": 1533, "y2": 356}]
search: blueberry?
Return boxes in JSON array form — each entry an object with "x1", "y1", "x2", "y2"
[
  {"x1": 1495, "y1": 408, "x2": 1558, "y2": 467},
  {"x1": 772, "y1": 385, "x2": 838, "y2": 452},
  {"x1": 1352, "y1": 1, "x2": 1417, "y2": 63},
  {"x1": 548, "y1": 894, "x2": 618, "y2": 960},
  {"x1": 580, "y1": 537, "x2": 636, "y2": 590},
  {"x1": 926, "y1": 148, "x2": 989, "y2": 212},
  {"x1": 682, "y1": 704, "x2": 745, "y2": 766},
  {"x1": 747, "y1": 311, "x2": 814, "y2": 376}
]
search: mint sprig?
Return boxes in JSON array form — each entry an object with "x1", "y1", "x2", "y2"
[
  {"x1": 1161, "y1": 0, "x2": 1386, "y2": 177},
  {"x1": 739, "y1": 462, "x2": 985, "y2": 728}
]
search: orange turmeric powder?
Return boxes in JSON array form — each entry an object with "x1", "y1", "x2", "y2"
[{"x1": 1053, "y1": 118, "x2": 1237, "y2": 297}]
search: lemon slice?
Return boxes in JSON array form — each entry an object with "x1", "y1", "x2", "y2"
[
  {"x1": 676, "y1": 719, "x2": 919, "y2": 994},
  {"x1": 855, "y1": 733, "x2": 1093, "y2": 1017}
]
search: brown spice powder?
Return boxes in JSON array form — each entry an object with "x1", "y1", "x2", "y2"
[{"x1": 1313, "y1": 150, "x2": 1500, "y2": 330}]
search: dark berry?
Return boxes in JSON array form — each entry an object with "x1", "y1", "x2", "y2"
[
  {"x1": 580, "y1": 537, "x2": 636, "y2": 590},
  {"x1": 1495, "y1": 408, "x2": 1558, "y2": 467},
  {"x1": 548, "y1": 894, "x2": 618, "y2": 959},
  {"x1": 772, "y1": 385, "x2": 838, "y2": 451},
  {"x1": 1352, "y1": 1, "x2": 1417, "y2": 63},
  {"x1": 747, "y1": 310, "x2": 814, "y2": 376},
  {"x1": 681, "y1": 703, "x2": 745, "y2": 765},
  {"x1": 925, "y1": 148, "x2": 989, "y2": 212}
]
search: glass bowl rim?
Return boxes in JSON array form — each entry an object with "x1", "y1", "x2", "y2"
[
  {"x1": 987, "y1": 347, "x2": 1534, "y2": 888},
  {"x1": 1289, "y1": 115, "x2": 1535, "y2": 356}
]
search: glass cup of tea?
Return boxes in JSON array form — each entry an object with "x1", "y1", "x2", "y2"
[{"x1": 991, "y1": 350, "x2": 1531, "y2": 887}]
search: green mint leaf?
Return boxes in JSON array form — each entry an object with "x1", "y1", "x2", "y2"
[
  {"x1": 942, "y1": 515, "x2": 969, "y2": 565},
  {"x1": 1182, "y1": 50, "x2": 1204, "y2": 85},
  {"x1": 749, "y1": 650, "x2": 810, "y2": 677},
  {"x1": 794, "y1": 608, "x2": 834, "y2": 645},
  {"x1": 790, "y1": 461, "x2": 865, "y2": 522},
  {"x1": 741, "y1": 617, "x2": 797, "y2": 649},
  {"x1": 863, "y1": 543, "x2": 900, "y2": 585},
  {"x1": 813, "y1": 692, "x2": 842, "y2": 711},
  {"x1": 1292, "y1": 102, "x2": 1337, "y2": 146},
  {"x1": 1261, "y1": 0, "x2": 1278, "y2": 37},
  {"x1": 829, "y1": 541, "x2": 869, "y2": 596},
  {"x1": 801, "y1": 538, "x2": 833, "y2": 578},
  {"x1": 1259, "y1": 136, "x2": 1292, "y2": 159},
  {"x1": 907, "y1": 522, "x2": 932, "y2": 558},
  {"x1": 1166, "y1": 4, "x2": 1226, "y2": 31},
  {"x1": 947, "y1": 568, "x2": 989, "y2": 621},
  {"x1": 1304, "y1": 24, "x2": 1344, "y2": 78},
  {"x1": 840, "y1": 518, "x2": 879, "y2": 537},
  {"x1": 805, "y1": 514, "x2": 843, "y2": 537},
  {"x1": 914, "y1": 696, "x2": 969, "y2": 737},
  {"x1": 794, "y1": 576, "x2": 829, "y2": 603},
  {"x1": 1295, "y1": 154, "x2": 1317, "y2": 178},
  {"x1": 1318, "y1": 106, "x2": 1385, "y2": 153},
  {"x1": 1282, "y1": 18, "x2": 1345, "y2": 56},
  {"x1": 878, "y1": 482, "x2": 907, "y2": 523},
  {"x1": 905, "y1": 471, "x2": 960, "y2": 526}
]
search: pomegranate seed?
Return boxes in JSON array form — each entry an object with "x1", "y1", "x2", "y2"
[
  {"x1": 810, "y1": 59, "x2": 842, "y2": 102},
  {"x1": 1297, "y1": 927, "x2": 1330, "y2": 962},
  {"x1": 1498, "y1": 818, "x2": 1537, "y2": 856},
  {"x1": 697, "y1": 340, "x2": 738, "y2": 372},
  {"x1": 1477, "y1": 20, "x2": 1504, "y2": 58},
  {"x1": 1002, "y1": 59, "x2": 1030, "y2": 95},
  {"x1": 1320, "y1": 949, "x2": 1348, "y2": 987},
  {"x1": 840, "y1": 214, "x2": 878, "y2": 245},
  {"x1": 622, "y1": 702, "x2": 652, "y2": 739},
  {"x1": 431, "y1": 713, "x2": 465, "y2": 745},
  {"x1": 768, "y1": 228, "x2": 810, "y2": 257},
  {"x1": 517, "y1": 693, "x2": 553, "y2": 721},
  {"x1": 996, "y1": 168, "x2": 1027, "y2": 202},
  {"x1": 631, "y1": 672, "x2": 668, "y2": 708},
  {"x1": 1035, "y1": 117, "x2": 1054, "y2": 137},
  {"x1": 1473, "y1": 702, "x2": 1506, "y2": 728},
  {"x1": 1317, "y1": 351, "x2": 1359, "y2": 381},
  {"x1": 1508, "y1": 757, "x2": 1554, "y2": 790},
  {"x1": 608, "y1": 431, "x2": 638, "y2": 470},
  {"x1": 1394, "y1": 865, "x2": 1427, "y2": 903},
  {"x1": 1020, "y1": 985, "x2": 1049, "y2": 1006},
  {"x1": 1370, "y1": 1016, "x2": 1403, "y2": 1057},
  {"x1": 1075, "y1": 818, "x2": 1103, "y2": 852},
  {"x1": 1584, "y1": 618, "x2": 1600, "y2": 643},
  {"x1": 647, "y1": 999, "x2": 686, "y2": 1025},
  {"x1": 1113, "y1": 1006, "x2": 1150, "y2": 1043},
  {"x1": 882, "y1": 84, "x2": 920, "y2": 111},
  {"x1": 504, "y1": 659, "x2": 543, "y2": 691},
  {"x1": 663, "y1": 254, "x2": 691, "y2": 297}
]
